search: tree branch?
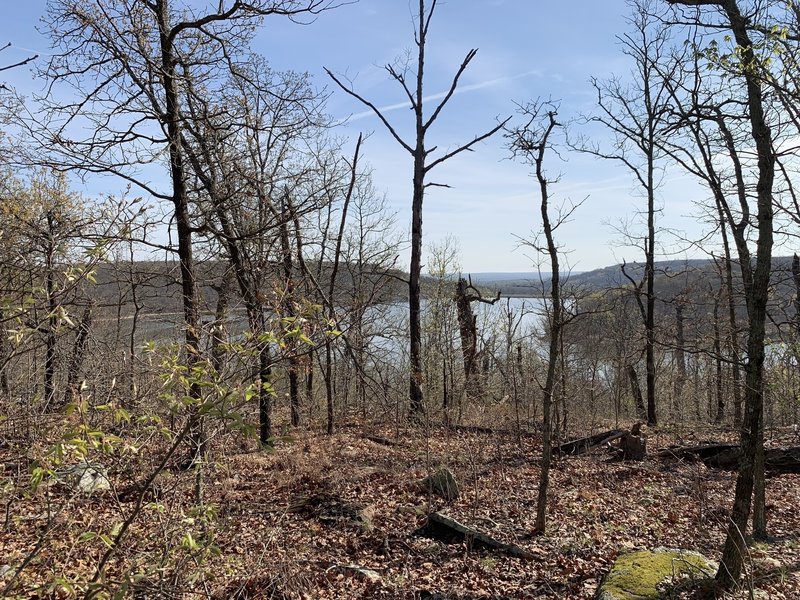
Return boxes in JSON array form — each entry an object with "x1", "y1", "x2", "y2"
[{"x1": 325, "y1": 68, "x2": 414, "y2": 154}]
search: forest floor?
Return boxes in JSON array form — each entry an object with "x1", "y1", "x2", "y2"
[{"x1": 2, "y1": 422, "x2": 800, "y2": 599}]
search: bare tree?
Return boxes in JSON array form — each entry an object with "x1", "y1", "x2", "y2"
[
  {"x1": 576, "y1": 0, "x2": 684, "y2": 426},
  {"x1": 507, "y1": 102, "x2": 577, "y2": 534},
  {"x1": 181, "y1": 53, "x2": 346, "y2": 444},
  {"x1": 326, "y1": 0, "x2": 508, "y2": 421},
  {"x1": 337, "y1": 183, "x2": 404, "y2": 423}
]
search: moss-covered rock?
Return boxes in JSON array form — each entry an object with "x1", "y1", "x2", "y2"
[{"x1": 597, "y1": 548, "x2": 716, "y2": 599}]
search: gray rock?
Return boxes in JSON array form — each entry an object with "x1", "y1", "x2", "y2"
[
  {"x1": 331, "y1": 564, "x2": 381, "y2": 583},
  {"x1": 56, "y1": 461, "x2": 110, "y2": 494},
  {"x1": 419, "y1": 467, "x2": 459, "y2": 501}
]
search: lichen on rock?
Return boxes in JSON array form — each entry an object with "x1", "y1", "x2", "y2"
[{"x1": 597, "y1": 548, "x2": 716, "y2": 599}]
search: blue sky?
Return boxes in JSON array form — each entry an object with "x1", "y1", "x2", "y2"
[{"x1": 0, "y1": 0, "x2": 709, "y2": 273}]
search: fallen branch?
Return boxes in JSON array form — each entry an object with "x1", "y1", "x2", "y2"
[
  {"x1": 552, "y1": 429, "x2": 625, "y2": 456},
  {"x1": 417, "y1": 512, "x2": 535, "y2": 560},
  {"x1": 659, "y1": 444, "x2": 800, "y2": 474},
  {"x1": 364, "y1": 435, "x2": 402, "y2": 447}
]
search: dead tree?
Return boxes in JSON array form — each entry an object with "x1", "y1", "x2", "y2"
[
  {"x1": 326, "y1": 0, "x2": 508, "y2": 421},
  {"x1": 454, "y1": 276, "x2": 499, "y2": 402}
]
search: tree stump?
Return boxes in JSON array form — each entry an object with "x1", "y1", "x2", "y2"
[{"x1": 621, "y1": 423, "x2": 647, "y2": 461}]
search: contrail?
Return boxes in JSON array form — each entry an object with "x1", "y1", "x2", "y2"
[{"x1": 344, "y1": 68, "x2": 542, "y2": 123}]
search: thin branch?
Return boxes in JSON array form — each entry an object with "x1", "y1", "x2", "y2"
[{"x1": 325, "y1": 68, "x2": 414, "y2": 154}]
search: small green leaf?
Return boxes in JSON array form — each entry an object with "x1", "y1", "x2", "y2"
[{"x1": 77, "y1": 531, "x2": 98, "y2": 544}]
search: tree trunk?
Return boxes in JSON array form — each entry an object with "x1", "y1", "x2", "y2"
[
  {"x1": 790, "y1": 255, "x2": 800, "y2": 425},
  {"x1": 305, "y1": 355, "x2": 314, "y2": 411},
  {"x1": 409, "y1": 140, "x2": 425, "y2": 420},
  {"x1": 156, "y1": 0, "x2": 204, "y2": 466},
  {"x1": 793, "y1": 254, "x2": 800, "y2": 343},
  {"x1": 0, "y1": 309, "x2": 9, "y2": 397},
  {"x1": 257, "y1": 310, "x2": 273, "y2": 446},
  {"x1": 127, "y1": 248, "x2": 142, "y2": 408},
  {"x1": 752, "y1": 409, "x2": 767, "y2": 540},
  {"x1": 455, "y1": 277, "x2": 483, "y2": 402},
  {"x1": 707, "y1": 0, "x2": 774, "y2": 587},
  {"x1": 325, "y1": 339, "x2": 334, "y2": 434},
  {"x1": 645, "y1": 141, "x2": 657, "y2": 427},
  {"x1": 673, "y1": 301, "x2": 687, "y2": 418},
  {"x1": 628, "y1": 364, "x2": 647, "y2": 421},
  {"x1": 718, "y1": 207, "x2": 743, "y2": 426},
  {"x1": 43, "y1": 224, "x2": 57, "y2": 411},
  {"x1": 63, "y1": 304, "x2": 92, "y2": 407},
  {"x1": 713, "y1": 287, "x2": 725, "y2": 424},
  {"x1": 532, "y1": 113, "x2": 561, "y2": 535},
  {"x1": 279, "y1": 204, "x2": 301, "y2": 428}
]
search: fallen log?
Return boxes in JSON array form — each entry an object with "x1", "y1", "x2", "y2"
[
  {"x1": 417, "y1": 512, "x2": 535, "y2": 560},
  {"x1": 552, "y1": 429, "x2": 625, "y2": 456},
  {"x1": 446, "y1": 424, "x2": 537, "y2": 438},
  {"x1": 364, "y1": 435, "x2": 401, "y2": 447},
  {"x1": 765, "y1": 448, "x2": 800, "y2": 473},
  {"x1": 659, "y1": 444, "x2": 800, "y2": 474}
]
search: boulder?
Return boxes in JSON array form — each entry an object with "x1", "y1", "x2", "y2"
[
  {"x1": 597, "y1": 548, "x2": 716, "y2": 599},
  {"x1": 419, "y1": 467, "x2": 459, "y2": 501}
]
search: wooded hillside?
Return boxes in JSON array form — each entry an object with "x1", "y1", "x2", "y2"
[{"x1": 1, "y1": 0, "x2": 800, "y2": 598}]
